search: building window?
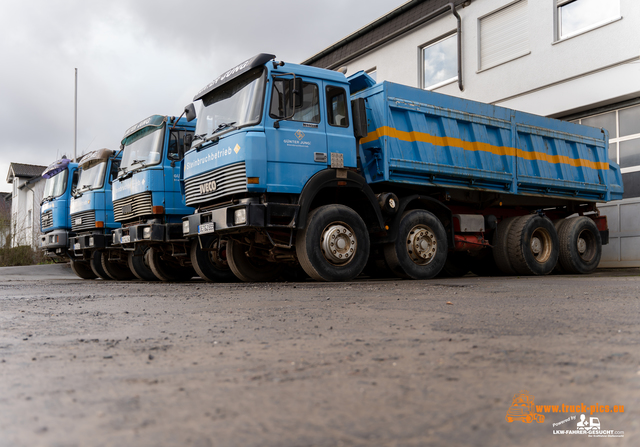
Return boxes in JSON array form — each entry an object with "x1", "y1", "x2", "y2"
[
  {"x1": 576, "y1": 104, "x2": 640, "y2": 172},
  {"x1": 478, "y1": 0, "x2": 529, "y2": 71},
  {"x1": 556, "y1": 0, "x2": 620, "y2": 40},
  {"x1": 421, "y1": 34, "x2": 457, "y2": 90}
]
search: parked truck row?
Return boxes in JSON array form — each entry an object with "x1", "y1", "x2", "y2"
[{"x1": 40, "y1": 53, "x2": 624, "y2": 282}]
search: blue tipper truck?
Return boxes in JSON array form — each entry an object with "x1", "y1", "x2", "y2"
[
  {"x1": 181, "y1": 53, "x2": 623, "y2": 282},
  {"x1": 68, "y1": 149, "x2": 131, "y2": 280},
  {"x1": 110, "y1": 115, "x2": 216, "y2": 281},
  {"x1": 39, "y1": 158, "x2": 80, "y2": 262}
]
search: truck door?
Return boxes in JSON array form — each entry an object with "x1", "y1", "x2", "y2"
[
  {"x1": 324, "y1": 83, "x2": 356, "y2": 168},
  {"x1": 265, "y1": 76, "x2": 327, "y2": 193},
  {"x1": 165, "y1": 127, "x2": 194, "y2": 214}
]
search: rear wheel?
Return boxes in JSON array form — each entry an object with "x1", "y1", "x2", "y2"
[
  {"x1": 148, "y1": 246, "x2": 195, "y2": 282},
  {"x1": 190, "y1": 236, "x2": 236, "y2": 282},
  {"x1": 493, "y1": 216, "x2": 519, "y2": 275},
  {"x1": 90, "y1": 250, "x2": 112, "y2": 280},
  {"x1": 507, "y1": 215, "x2": 559, "y2": 276},
  {"x1": 128, "y1": 246, "x2": 159, "y2": 281},
  {"x1": 384, "y1": 210, "x2": 447, "y2": 280},
  {"x1": 227, "y1": 238, "x2": 283, "y2": 282},
  {"x1": 70, "y1": 259, "x2": 97, "y2": 279},
  {"x1": 558, "y1": 216, "x2": 602, "y2": 274},
  {"x1": 296, "y1": 205, "x2": 370, "y2": 282},
  {"x1": 101, "y1": 251, "x2": 135, "y2": 280}
]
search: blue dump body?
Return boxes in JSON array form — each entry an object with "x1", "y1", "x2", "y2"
[
  {"x1": 354, "y1": 78, "x2": 623, "y2": 203},
  {"x1": 39, "y1": 162, "x2": 79, "y2": 256}
]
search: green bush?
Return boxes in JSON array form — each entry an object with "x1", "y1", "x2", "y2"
[{"x1": 0, "y1": 245, "x2": 39, "y2": 267}]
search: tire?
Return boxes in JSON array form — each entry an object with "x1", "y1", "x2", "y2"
[
  {"x1": 439, "y1": 251, "x2": 472, "y2": 277},
  {"x1": 190, "y1": 236, "x2": 236, "y2": 282},
  {"x1": 100, "y1": 250, "x2": 135, "y2": 281},
  {"x1": 383, "y1": 209, "x2": 447, "y2": 280},
  {"x1": 90, "y1": 250, "x2": 112, "y2": 280},
  {"x1": 507, "y1": 215, "x2": 559, "y2": 276},
  {"x1": 552, "y1": 219, "x2": 569, "y2": 274},
  {"x1": 148, "y1": 246, "x2": 195, "y2": 282},
  {"x1": 296, "y1": 205, "x2": 370, "y2": 282},
  {"x1": 227, "y1": 238, "x2": 283, "y2": 282},
  {"x1": 558, "y1": 216, "x2": 602, "y2": 274},
  {"x1": 128, "y1": 246, "x2": 159, "y2": 281},
  {"x1": 493, "y1": 216, "x2": 519, "y2": 275},
  {"x1": 70, "y1": 259, "x2": 97, "y2": 279}
]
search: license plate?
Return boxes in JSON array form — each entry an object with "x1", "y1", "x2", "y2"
[
  {"x1": 74, "y1": 243, "x2": 81, "y2": 250},
  {"x1": 198, "y1": 222, "x2": 215, "y2": 234},
  {"x1": 121, "y1": 235, "x2": 131, "y2": 243}
]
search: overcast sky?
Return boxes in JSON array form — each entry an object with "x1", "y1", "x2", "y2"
[{"x1": 0, "y1": 0, "x2": 402, "y2": 192}]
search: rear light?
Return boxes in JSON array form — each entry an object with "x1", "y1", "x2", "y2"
[{"x1": 152, "y1": 206, "x2": 164, "y2": 215}]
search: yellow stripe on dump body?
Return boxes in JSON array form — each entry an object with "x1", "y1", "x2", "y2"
[{"x1": 360, "y1": 126, "x2": 609, "y2": 171}]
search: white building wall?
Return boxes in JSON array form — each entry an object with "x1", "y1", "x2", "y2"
[{"x1": 10, "y1": 178, "x2": 44, "y2": 248}]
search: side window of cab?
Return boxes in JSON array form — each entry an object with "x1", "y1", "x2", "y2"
[
  {"x1": 326, "y1": 86, "x2": 348, "y2": 128},
  {"x1": 270, "y1": 79, "x2": 321, "y2": 123}
]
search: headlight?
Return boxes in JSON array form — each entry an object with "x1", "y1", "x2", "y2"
[
  {"x1": 112, "y1": 233, "x2": 117, "y2": 244},
  {"x1": 88, "y1": 237, "x2": 95, "y2": 247},
  {"x1": 183, "y1": 220, "x2": 190, "y2": 235},
  {"x1": 234, "y1": 208, "x2": 247, "y2": 225},
  {"x1": 143, "y1": 227, "x2": 152, "y2": 239}
]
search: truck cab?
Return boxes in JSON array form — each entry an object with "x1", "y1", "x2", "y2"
[
  {"x1": 110, "y1": 115, "x2": 199, "y2": 281},
  {"x1": 68, "y1": 149, "x2": 128, "y2": 280},
  {"x1": 39, "y1": 158, "x2": 79, "y2": 260}
]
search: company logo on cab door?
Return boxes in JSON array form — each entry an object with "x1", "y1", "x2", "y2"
[{"x1": 199, "y1": 180, "x2": 217, "y2": 194}]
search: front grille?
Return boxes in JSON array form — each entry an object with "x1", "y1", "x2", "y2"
[
  {"x1": 71, "y1": 210, "x2": 96, "y2": 231},
  {"x1": 185, "y1": 161, "x2": 247, "y2": 207},
  {"x1": 41, "y1": 210, "x2": 53, "y2": 229},
  {"x1": 113, "y1": 192, "x2": 152, "y2": 222}
]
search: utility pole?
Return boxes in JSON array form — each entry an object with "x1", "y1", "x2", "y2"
[{"x1": 74, "y1": 68, "x2": 78, "y2": 162}]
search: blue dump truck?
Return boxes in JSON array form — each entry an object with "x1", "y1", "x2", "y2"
[
  {"x1": 110, "y1": 115, "x2": 211, "y2": 281},
  {"x1": 178, "y1": 54, "x2": 623, "y2": 282},
  {"x1": 68, "y1": 149, "x2": 130, "y2": 280},
  {"x1": 40, "y1": 158, "x2": 79, "y2": 263}
]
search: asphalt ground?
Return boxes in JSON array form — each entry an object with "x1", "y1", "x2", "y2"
[{"x1": 0, "y1": 266, "x2": 638, "y2": 446}]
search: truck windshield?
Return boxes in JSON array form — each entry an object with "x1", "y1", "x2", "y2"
[
  {"x1": 121, "y1": 126, "x2": 164, "y2": 173},
  {"x1": 76, "y1": 161, "x2": 107, "y2": 194},
  {"x1": 194, "y1": 67, "x2": 265, "y2": 143},
  {"x1": 42, "y1": 170, "x2": 68, "y2": 201}
]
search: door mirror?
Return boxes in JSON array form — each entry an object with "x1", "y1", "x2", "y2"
[
  {"x1": 184, "y1": 103, "x2": 196, "y2": 122},
  {"x1": 293, "y1": 78, "x2": 303, "y2": 109},
  {"x1": 351, "y1": 98, "x2": 368, "y2": 139}
]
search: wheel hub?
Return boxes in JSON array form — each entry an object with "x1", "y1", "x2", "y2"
[
  {"x1": 407, "y1": 225, "x2": 437, "y2": 265},
  {"x1": 576, "y1": 237, "x2": 587, "y2": 254},
  {"x1": 321, "y1": 224, "x2": 356, "y2": 265},
  {"x1": 531, "y1": 237, "x2": 542, "y2": 255},
  {"x1": 530, "y1": 228, "x2": 552, "y2": 263}
]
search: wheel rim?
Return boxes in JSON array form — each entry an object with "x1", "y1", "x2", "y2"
[
  {"x1": 577, "y1": 229, "x2": 596, "y2": 261},
  {"x1": 321, "y1": 222, "x2": 356, "y2": 265},
  {"x1": 406, "y1": 225, "x2": 437, "y2": 265},
  {"x1": 530, "y1": 227, "x2": 552, "y2": 264}
]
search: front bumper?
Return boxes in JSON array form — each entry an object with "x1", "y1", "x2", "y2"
[
  {"x1": 69, "y1": 231, "x2": 110, "y2": 251},
  {"x1": 111, "y1": 222, "x2": 186, "y2": 247},
  {"x1": 183, "y1": 198, "x2": 299, "y2": 238},
  {"x1": 40, "y1": 229, "x2": 70, "y2": 250}
]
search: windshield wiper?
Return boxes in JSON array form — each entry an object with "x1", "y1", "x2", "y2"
[{"x1": 40, "y1": 195, "x2": 54, "y2": 205}]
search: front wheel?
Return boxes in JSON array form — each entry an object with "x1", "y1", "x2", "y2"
[
  {"x1": 128, "y1": 246, "x2": 159, "y2": 281},
  {"x1": 383, "y1": 210, "x2": 447, "y2": 280},
  {"x1": 100, "y1": 251, "x2": 135, "y2": 280},
  {"x1": 90, "y1": 250, "x2": 112, "y2": 280},
  {"x1": 148, "y1": 246, "x2": 195, "y2": 282},
  {"x1": 296, "y1": 205, "x2": 370, "y2": 282},
  {"x1": 70, "y1": 258, "x2": 97, "y2": 279},
  {"x1": 226, "y1": 238, "x2": 283, "y2": 282},
  {"x1": 190, "y1": 236, "x2": 236, "y2": 282}
]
